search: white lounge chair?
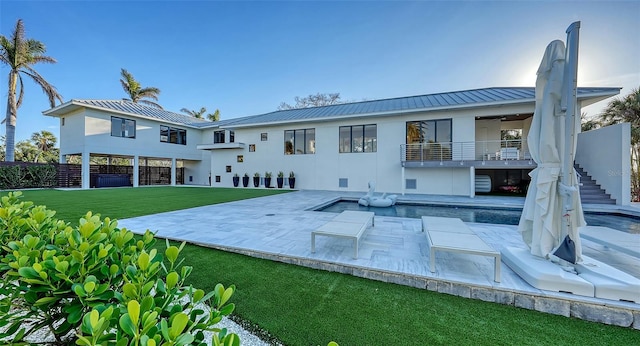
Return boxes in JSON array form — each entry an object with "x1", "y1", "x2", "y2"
[
  {"x1": 311, "y1": 211, "x2": 374, "y2": 259},
  {"x1": 422, "y1": 216, "x2": 501, "y2": 282}
]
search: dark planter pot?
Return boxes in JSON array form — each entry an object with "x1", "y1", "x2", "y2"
[
  {"x1": 289, "y1": 177, "x2": 296, "y2": 189},
  {"x1": 264, "y1": 177, "x2": 272, "y2": 188},
  {"x1": 276, "y1": 177, "x2": 284, "y2": 188},
  {"x1": 253, "y1": 177, "x2": 260, "y2": 187},
  {"x1": 232, "y1": 177, "x2": 239, "y2": 187},
  {"x1": 242, "y1": 177, "x2": 249, "y2": 187}
]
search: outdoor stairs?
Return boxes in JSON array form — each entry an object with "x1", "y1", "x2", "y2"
[{"x1": 575, "y1": 164, "x2": 616, "y2": 204}]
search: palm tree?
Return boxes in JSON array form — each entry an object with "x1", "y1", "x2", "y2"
[
  {"x1": 208, "y1": 109, "x2": 220, "y2": 122},
  {"x1": 119, "y1": 68, "x2": 162, "y2": 109},
  {"x1": 31, "y1": 130, "x2": 57, "y2": 162},
  {"x1": 598, "y1": 87, "x2": 640, "y2": 201},
  {"x1": 180, "y1": 107, "x2": 220, "y2": 121},
  {"x1": 0, "y1": 19, "x2": 63, "y2": 162}
]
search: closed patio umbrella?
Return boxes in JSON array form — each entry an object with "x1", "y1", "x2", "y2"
[{"x1": 518, "y1": 22, "x2": 585, "y2": 264}]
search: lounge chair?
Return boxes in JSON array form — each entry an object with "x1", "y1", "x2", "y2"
[
  {"x1": 422, "y1": 216, "x2": 501, "y2": 282},
  {"x1": 311, "y1": 211, "x2": 374, "y2": 259}
]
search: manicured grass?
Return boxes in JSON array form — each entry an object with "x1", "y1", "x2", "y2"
[
  {"x1": 167, "y1": 242, "x2": 639, "y2": 346},
  {"x1": 17, "y1": 186, "x2": 290, "y2": 225},
  {"x1": 6, "y1": 187, "x2": 640, "y2": 345}
]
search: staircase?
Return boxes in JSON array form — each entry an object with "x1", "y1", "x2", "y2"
[{"x1": 574, "y1": 165, "x2": 616, "y2": 204}]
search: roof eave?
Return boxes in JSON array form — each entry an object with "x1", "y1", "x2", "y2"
[{"x1": 43, "y1": 100, "x2": 206, "y2": 129}]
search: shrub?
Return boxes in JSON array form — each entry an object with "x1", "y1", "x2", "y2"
[
  {"x1": 0, "y1": 191, "x2": 239, "y2": 345},
  {"x1": 27, "y1": 165, "x2": 57, "y2": 187},
  {"x1": 0, "y1": 165, "x2": 27, "y2": 189}
]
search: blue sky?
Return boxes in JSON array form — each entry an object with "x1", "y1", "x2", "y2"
[{"x1": 1, "y1": 0, "x2": 638, "y2": 143}]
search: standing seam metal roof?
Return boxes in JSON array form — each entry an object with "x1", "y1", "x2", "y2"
[{"x1": 58, "y1": 87, "x2": 619, "y2": 128}]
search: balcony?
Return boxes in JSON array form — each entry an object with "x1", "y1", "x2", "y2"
[{"x1": 401, "y1": 140, "x2": 536, "y2": 169}]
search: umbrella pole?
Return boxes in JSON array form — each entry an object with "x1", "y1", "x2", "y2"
[{"x1": 558, "y1": 22, "x2": 581, "y2": 261}]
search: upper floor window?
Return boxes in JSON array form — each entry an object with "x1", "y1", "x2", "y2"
[
  {"x1": 214, "y1": 130, "x2": 225, "y2": 144},
  {"x1": 339, "y1": 124, "x2": 377, "y2": 153},
  {"x1": 406, "y1": 119, "x2": 452, "y2": 144},
  {"x1": 284, "y1": 128, "x2": 315, "y2": 155},
  {"x1": 160, "y1": 125, "x2": 187, "y2": 145},
  {"x1": 229, "y1": 130, "x2": 235, "y2": 143},
  {"x1": 111, "y1": 116, "x2": 135, "y2": 138}
]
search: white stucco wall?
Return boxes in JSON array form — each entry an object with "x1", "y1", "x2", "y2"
[
  {"x1": 575, "y1": 123, "x2": 631, "y2": 205},
  {"x1": 57, "y1": 108, "x2": 211, "y2": 185}
]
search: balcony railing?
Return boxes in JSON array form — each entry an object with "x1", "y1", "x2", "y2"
[{"x1": 401, "y1": 139, "x2": 531, "y2": 163}]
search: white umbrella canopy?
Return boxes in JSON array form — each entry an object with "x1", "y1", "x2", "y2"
[{"x1": 518, "y1": 39, "x2": 585, "y2": 263}]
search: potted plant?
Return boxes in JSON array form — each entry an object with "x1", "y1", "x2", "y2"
[
  {"x1": 264, "y1": 171, "x2": 272, "y2": 188},
  {"x1": 242, "y1": 173, "x2": 249, "y2": 187},
  {"x1": 232, "y1": 173, "x2": 240, "y2": 187},
  {"x1": 253, "y1": 172, "x2": 260, "y2": 187},
  {"x1": 288, "y1": 171, "x2": 296, "y2": 189},
  {"x1": 276, "y1": 171, "x2": 284, "y2": 188}
]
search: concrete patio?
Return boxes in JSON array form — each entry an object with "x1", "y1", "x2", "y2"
[{"x1": 117, "y1": 189, "x2": 640, "y2": 329}]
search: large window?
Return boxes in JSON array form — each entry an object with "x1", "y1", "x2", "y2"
[
  {"x1": 284, "y1": 129, "x2": 315, "y2": 155},
  {"x1": 111, "y1": 117, "x2": 135, "y2": 138},
  {"x1": 406, "y1": 119, "x2": 451, "y2": 144},
  {"x1": 406, "y1": 119, "x2": 452, "y2": 160},
  {"x1": 160, "y1": 126, "x2": 187, "y2": 145},
  {"x1": 339, "y1": 124, "x2": 377, "y2": 153},
  {"x1": 214, "y1": 130, "x2": 225, "y2": 144}
]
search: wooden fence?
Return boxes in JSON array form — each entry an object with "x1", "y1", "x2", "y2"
[{"x1": 0, "y1": 162, "x2": 184, "y2": 188}]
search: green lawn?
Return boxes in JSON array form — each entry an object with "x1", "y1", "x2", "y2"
[
  {"x1": 18, "y1": 186, "x2": 290, "y2": 225},
  {"x1": 6, "y1": 187, "x2": 640, "y2": 345}
]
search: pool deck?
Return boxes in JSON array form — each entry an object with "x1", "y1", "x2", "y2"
[{"x1": 117, "y1": 189, "x2": 640, "y2": 328}]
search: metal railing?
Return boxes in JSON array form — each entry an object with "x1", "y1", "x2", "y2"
[{"x1": 401, "y1": 139, "x2": 531, "y2": 162}]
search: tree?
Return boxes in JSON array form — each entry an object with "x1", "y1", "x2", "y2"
[
  {"x1": 278, "y1": 92, "x2": 343, "y2": 110},
  {"x1": 581, "y1": 112, "x2": 601, "y2": 132},
  {"x1": 1, "y1": 19, "x2": 63, "y2": 162},
  {"x1": 119, "y1": 68, "x2": 162, "y2": 109},
  {"x1": 598, "y1": 87, "x2": 640, "y2": 201},
  {"x1": 180, "y1": 107, "x2": 220, "y2": 121},
  {"x1": 31, "y1": 130, "x2": 57, "y2": 162}
]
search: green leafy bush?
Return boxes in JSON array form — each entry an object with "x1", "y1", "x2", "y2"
[
  {"x1": 0, "y1": 191, "x2": 239, "y2": 345},
  {"x1": 27, "y1": 165, "x2": 57, "y2": 187},
  {"x1": 0, "y1": 165, "x2": 27, "y2": 189}
]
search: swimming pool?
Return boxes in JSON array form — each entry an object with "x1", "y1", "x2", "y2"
[{"x1": 316, "y1": 200, "x2": 640, "y2": 234}]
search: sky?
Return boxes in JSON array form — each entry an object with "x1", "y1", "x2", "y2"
[{"x1": 1, "y1": 0, "x2": 639, "y2": 144}]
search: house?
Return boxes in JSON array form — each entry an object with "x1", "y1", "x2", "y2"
[{"x1": 43, "y1": 86, "x2": 630, "y2": 205}]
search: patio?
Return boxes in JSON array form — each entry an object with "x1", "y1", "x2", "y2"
[{"x1": 117, "y1": 190, "x2": 640, "y2": 328}]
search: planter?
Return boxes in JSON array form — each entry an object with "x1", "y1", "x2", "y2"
[
  {"x1": 289, "y1": 177, "x2": 296, "y2": 189},
  {"x1": 253, "y1": 176, "x2": 260, "y2": 187},
  {"x1": 232, "y1": 176, "x2": 240, "y2": 187},
  {"x1": 264, "y1": 177, "x2": 272, "y2": 188},
  {"x1": 242, "y1": 176, "x2": 249, "y2": 187},
  {"x1": 276, "y1": 177, "x2": 284, "y2": 188}
]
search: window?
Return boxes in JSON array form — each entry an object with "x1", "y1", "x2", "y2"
[
  {"x1": 339, "y1": 124, "x2": 377, "y2": 153},
  {"x1": 406, "y1": 119, "x2": 452, "y2": 160},
  {"x1": 214, "y1": 130, "x2": 225, "y2": 144},
  {"x1": 261, "y1": 133, "x2": 268, "y2": 141},
  {"x1": 229, "y1": 131, "x2": 235, "y2": 143},
  {"x1": 284, "y1": 129, "x2": 315, "y2": 155},
  {"x1": 111, "y1": 117, "x2": 135, "y2": 138},
  {"x1": 406, "y1": 119, "x2": 451, "y2": 144},
  {"x1": 249, "y1": 144, "x2": 256, "y2": 152},
  {"x1": 160, "y1": 126, "x2": 187, "y2": 145}
]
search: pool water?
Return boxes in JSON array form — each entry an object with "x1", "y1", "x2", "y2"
[{"x1": 317, "y1": 201, "x2": 640, "y2": 234}]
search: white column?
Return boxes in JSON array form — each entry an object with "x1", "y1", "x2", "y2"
[
  {"x1": 401, "y1": 166, "x2": 405, "y2": 195},
  {"x1": 133, "y1": 155, "x2": 139, "y2": 187},
  {"x1": 171, "y1": 158, "x2": 177, "y2": 186},
  {"x1": 469, "y1": 166, "x2": 475, "y2": 198},
  {"x1": 82, "y1": 151, "x2": 90, "y2": 189}
]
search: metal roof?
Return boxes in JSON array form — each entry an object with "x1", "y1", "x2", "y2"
[
  {"x1": 43, "y1": 87, "x2": 620, "y2": 129},
  {"x1": 216, "y1": 87, "x2": 620, "y2": 128},
  {"x1": 44, "y1": 99, "x2": 212, "y2": 127}
]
